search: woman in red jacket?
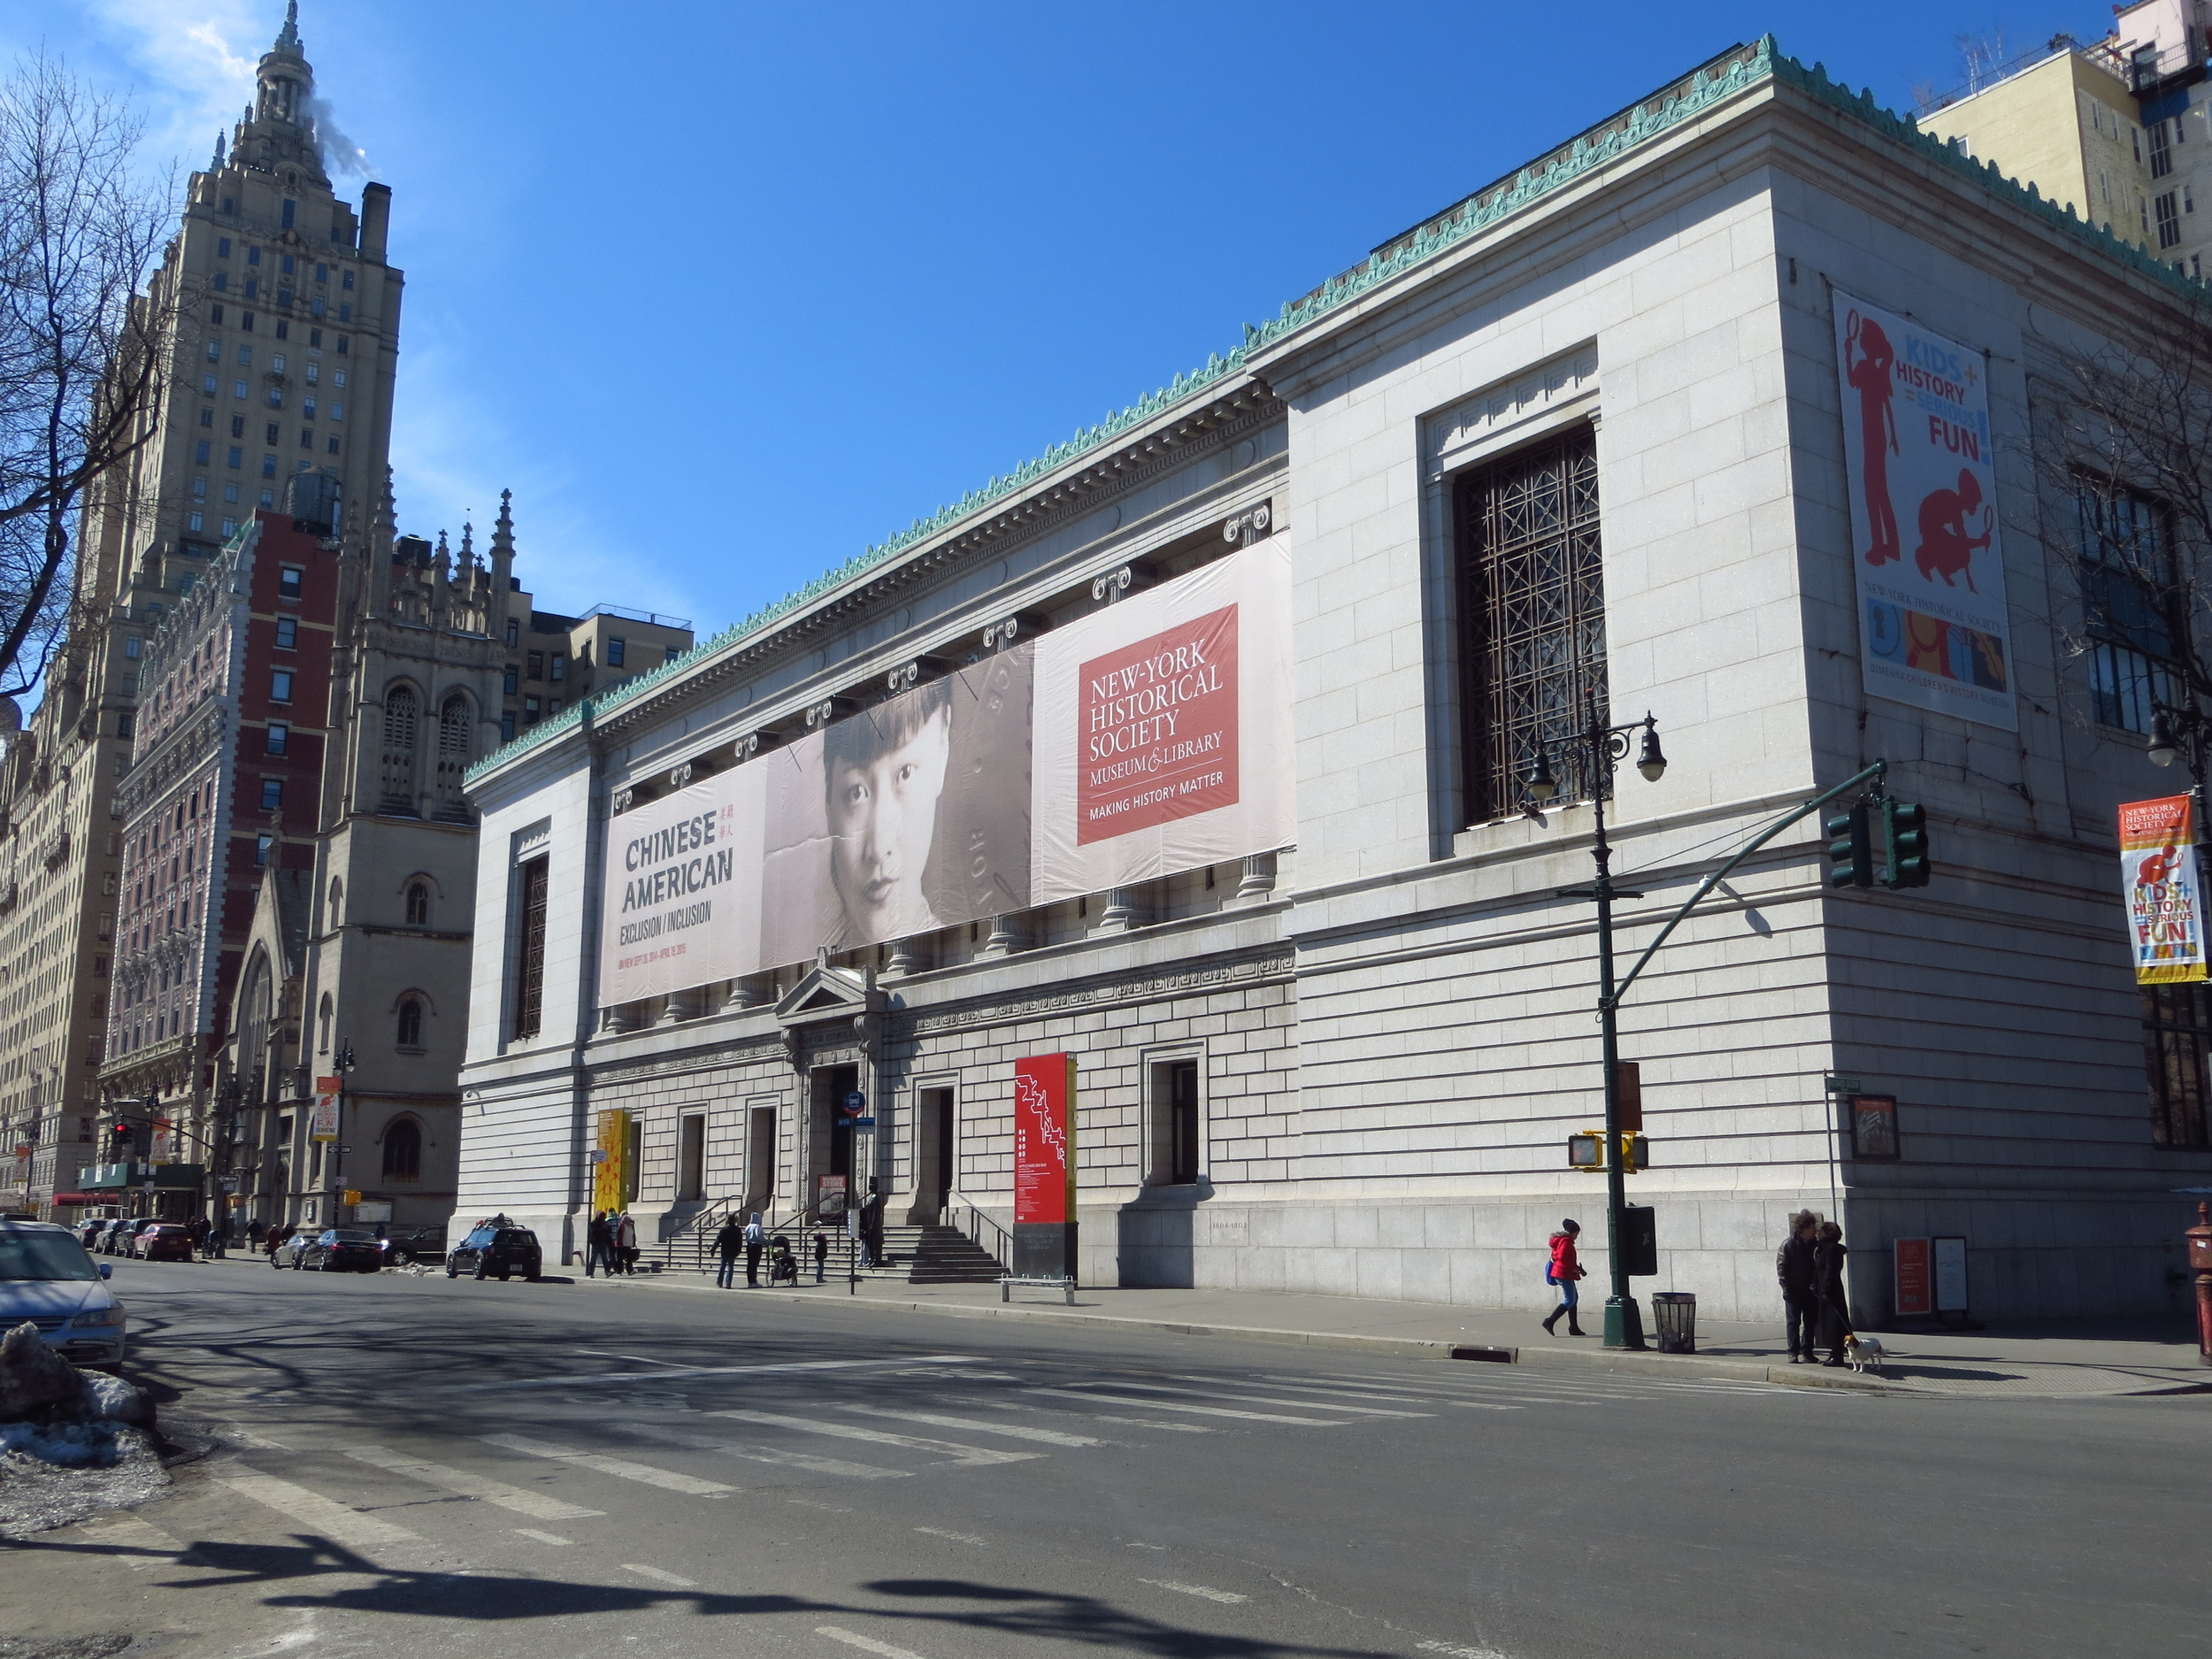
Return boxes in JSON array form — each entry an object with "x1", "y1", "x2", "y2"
[{"x1": 1543, "y1": 1218, "x2": 1587, "y2": 1336}]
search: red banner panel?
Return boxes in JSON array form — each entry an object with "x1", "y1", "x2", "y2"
[
  {"x1": 1894, "y1": 1236, "x2": 1932, "y2": 1317},
  {"x1": 1013, "y1": 1053, "x2": 1076, "y2": 1227},
  {"x1": 1075, "y1": 603, "x2": 1240, "y2": 845}
]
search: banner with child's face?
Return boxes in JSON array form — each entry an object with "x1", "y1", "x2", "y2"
[{"x1": 596, "y1": 540, "x2": 1294, "y2": 1006}]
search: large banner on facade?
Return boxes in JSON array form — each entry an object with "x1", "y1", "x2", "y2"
[
  {"x1": 2119, "y1": 795, "x2": 2210, "y2": 984},
  {"x1": 596, "y1": 541, "x2": 1294, "y2": 1006},
  {"x1": 1834, "y1": 292, "x2": 2016, "y2": 731}
]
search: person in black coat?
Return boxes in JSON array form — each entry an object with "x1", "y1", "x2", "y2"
[
  {"x1": 713, "y1": 1217, "x2": 743, "y2": 1289},
  {"x1": 1776, "y1": 1211, "x2": 1821, "y2": 1363},
  {"x1": 1812, "y1": 1221, "x2": 1852, "y2": 1367}
]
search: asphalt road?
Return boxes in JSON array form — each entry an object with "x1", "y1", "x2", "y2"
[{"x1": 4, "y1": 1259, "x2": 2202, "y2": 1659}]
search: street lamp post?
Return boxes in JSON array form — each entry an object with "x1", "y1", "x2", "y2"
[
  {"x1": 330, "y1": 1039, "x2": 356, "y2": 1223},
  {"x1": 1525, "y1": 687, "x2": 1667, "y2": 1350}
]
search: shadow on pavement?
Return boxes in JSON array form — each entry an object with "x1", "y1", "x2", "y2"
[{"x1": 6, "y1": 1537, "x2": 1395, "y2": 1655}]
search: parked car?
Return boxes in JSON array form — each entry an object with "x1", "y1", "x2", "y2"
[
  {"x1": 91, "y1": 1218, "x2": 128, "y2": 1255},
  {"x1": 103, "y1": 1218, "x2": 157, "y2": 1256},
  {"x1": 377, "y1": 1225, "x2": 447, "y2": 1268},
  {"x1": 270, "y1": 1229, "x2": 316, "y2": 1270},
  {"x1": 75, "y1": 1219, "x2": 107, "y2": 1248},
  {"x1": 299, "y1": 1229, "x2": 384, "y2": 1272},
  {"x1": 138, "y1": 1224, "x2": 195, "y2": 1263},
  {"x1": 446, "y1": 1225, "x2": 542, "y2": 1281},
  {"x1": 0, "y1": 1220, "x2": 126, "y2": 1371}
]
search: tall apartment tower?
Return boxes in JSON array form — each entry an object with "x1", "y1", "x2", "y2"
[
  {"x1": 1920, "y1": 1, "x2": 2212, "y2": 279},
  {"x1": 0, "y1": 3, "x2": 401, "y2": 1217}
]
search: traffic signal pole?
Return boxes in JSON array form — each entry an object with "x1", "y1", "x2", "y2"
[{"x1": 1609, "y1": 761, "x2": 1892, "y2": 1016}]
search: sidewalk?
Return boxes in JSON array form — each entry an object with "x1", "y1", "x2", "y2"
[{"x1": 565, "y1": 1264, "x2": 2212, "y2": 1399}]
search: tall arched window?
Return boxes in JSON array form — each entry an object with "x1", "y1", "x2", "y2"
[
  {"x1": 381, "y1": 1118, "x2": 422, "y2": 1182},
  {"x1": 239, "y1": 951, "x2": 272, "y2": 1101},
  {"x1": 405, "y1": 881, "x2": 429, "y2": 926},
  {"x1": 318, "y1": 992, "x2": 333, "y2": 1053},
  {"x1": 380, "y1": 686, "x2": 419, "y2": 815},
  {"x1": 328, "y1": 876, "x2": 343, "y2": 923},
  {"x1": 396, "y1": 996, "x2": 424, "y2": 1048},
  {"x1": 434, "y1": 694, "x2": 472, "y2": 821}
]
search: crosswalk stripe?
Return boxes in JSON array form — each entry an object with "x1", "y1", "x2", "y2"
[
  {"x1": 994, "y1": 1402, "x2": 1212, "y2": 1434},
  {"x1": 1095, "y1": 1380, "x2": 1432, "y2": 1418},
  {"x1": 619, "y1": 1422, "x2": 911, "y2": 1480},
  {"x1": 841, "y1": 1405, "x2": 1102, "y2": 1448},
  {"x1": 1141, "y1": 1578, "x2": 1250, "y2": 1604},
  {"x1": 1214, "y1": 1376, "x2": 1439, "y2": 1403},
  {"x1": 513, "y1": 1528, "x2": 575, "y2": 1546},
  {"x1": 79, "y1": 1516, "x2": 184, "y2": 1567},
  {"x1": 625, "y1": 1563, "x2": 697, "y2": 1587},
  {"x1": 504, "y1": 1355, "x2": 980, "y2": 1388},
  {"x1": 712, "y1": 1409, "x2": 1041, "y2": 1467},
  {"x1": 341, "y1": 1444, "x2": 605, "y2": 1519},
  {"x1": 817, "y1": 1626, "x2": 933, "y2": 1659},
  {"x1": 220, "y1": 1473, "x2": 421, "y2": 1547},
  {"x1": 1026, "y1": 1387, "x2": 1347, "y2": 1425},
  {"x1": 480, "y1": 1433, "x2": 735, "y2": 1494}
]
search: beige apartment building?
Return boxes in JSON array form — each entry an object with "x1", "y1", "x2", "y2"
[{"x1": 1921, "y1": 0, "x2": 2212, "y2": 279}]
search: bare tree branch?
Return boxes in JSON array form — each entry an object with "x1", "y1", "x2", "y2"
[{"x1": 0, "y1": 51, "x2": 174, "y2": 703}]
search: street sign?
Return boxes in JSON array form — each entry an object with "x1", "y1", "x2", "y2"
[
  {"x1": 1823, "y1": 1074, "x2": 1863, "y2": 1095},
  {"x1": 851, "y1": 1117, "x2": 876, "y2": 1129},
  {"x1": 841, "y1": 1090, "x2": 867, "y2": 1118}
]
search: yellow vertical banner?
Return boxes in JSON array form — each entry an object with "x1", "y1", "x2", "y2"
[{"x1": 593, "y1": 1109, "x2": 630, "y2": 1213}]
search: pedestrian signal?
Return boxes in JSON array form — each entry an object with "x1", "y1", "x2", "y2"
[
  {"x1": 1567, "y1": 1131, "x2": 1607, "y2": 1171},
  {"x1": 1882, "y1": 800, "x2": 1932, "y2": 888},
  {"x1": 1825, "y1": 804, "x2": 1872, "y2": 888},
  {"x1": 1617, "y1": 1133, "x2": 1650, "y2": 1174}
]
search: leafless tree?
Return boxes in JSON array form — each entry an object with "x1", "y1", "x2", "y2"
[
  {"x1": 0, "y1": 52, "x2": 173, "y2": 703},
  {"x1": 2036, "y1": 296, "x2": 2212, "y2": 731}
]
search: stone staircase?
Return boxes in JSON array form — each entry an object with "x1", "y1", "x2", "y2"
[{"x1": 860, "y1": 1223, "x2": 1005, "y2": 1286}]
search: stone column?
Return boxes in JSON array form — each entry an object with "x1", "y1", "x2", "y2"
[
  {"x1": 977, "y1": 912, "x2": 1025, "y2": 958},
  {"x1": 1233, "y1": 851, "x2": 1279, "y2": 904},
  {"x1": 886, "y1": 934, "x2": 929, "y2": 978},
  {"x1": 721, "y1": 974, "x2": 774, "y2": 1011},
  {"x1": 1092, "y1": 887, "x2": 1145, "y2": 934}
]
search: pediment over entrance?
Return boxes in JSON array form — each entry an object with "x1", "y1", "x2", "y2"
[{"x1": 773, "y1": 947, "x2": 884, "y2": 1030}]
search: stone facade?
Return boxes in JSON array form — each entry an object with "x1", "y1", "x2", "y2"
[{"x1": 454, "y1": 41, "x2": 2212, "y2": 1326}]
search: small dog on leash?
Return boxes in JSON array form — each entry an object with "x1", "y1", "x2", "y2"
[{"x1": 1840, "y1": 1333, "x2": 1889, "y2": 1376}]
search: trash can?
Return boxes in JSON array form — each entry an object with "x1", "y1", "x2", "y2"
[{"x1": 1651, "y1": 1291, "x2": 1696, "y2": 1355}]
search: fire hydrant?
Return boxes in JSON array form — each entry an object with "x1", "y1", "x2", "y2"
[{"x1": 2190, "y1": 1202, "x2": 2212, "y2": 1367}]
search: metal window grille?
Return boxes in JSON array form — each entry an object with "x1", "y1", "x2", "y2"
[
  {"x1": 1455, "y1": 427, "x2": 1606, "y2": 822},
  {"x1": 2142, "y1": 985, "x2": 2212, "y2": 1148},
  {"x1": 514, "y1": 856, "x2": 549, "y2": 1041},
  {"x1": 2076, "y1": 479, "x2": 2178, "y2": 733}
]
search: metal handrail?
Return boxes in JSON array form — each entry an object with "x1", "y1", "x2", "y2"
[{"x1": 944, "y1": 1191, "x2": 1012, "y2": 1270}]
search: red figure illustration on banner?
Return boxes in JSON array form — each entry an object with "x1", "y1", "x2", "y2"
[
  {"x1": 1913, "y1": 469, "x2": 1993, "y2": 591},
  {"x1": 2139, "y1": 841, "x2": 2184, "y2": 888},
  {"x1": 1844, "y1": 310, "x2": 1901, "y2": 565},
  {"x1": 1904, "y1": 611, "x2": 1950, "y2": 674}
]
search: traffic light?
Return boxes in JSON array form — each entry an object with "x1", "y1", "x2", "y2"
[
  {"x1": 1882, "y1": 800, "x2": 1932, "y2": 888},
  {"x1": 1826, "y1": 804, "x2": 1872, "y2": 888},
  {"x1": 106, "y1": 1120, "x2": 134, "y2": 1157}
]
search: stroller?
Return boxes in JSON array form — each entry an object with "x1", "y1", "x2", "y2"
[{"x1": 767, "y1": 1235, "x2": 799, "y2": 1285}]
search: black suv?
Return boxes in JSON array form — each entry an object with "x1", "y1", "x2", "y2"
[{"x1": 447, "y1": 1225, "x2": 542, "y2": 1281}]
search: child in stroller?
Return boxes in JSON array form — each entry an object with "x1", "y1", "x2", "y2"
[{"x1": 768, "y1": 1234, "x2": 799, "y2": 1285}]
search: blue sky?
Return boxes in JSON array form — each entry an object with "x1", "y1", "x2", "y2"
[{"x1": 12, "y1": 2, "x2": 2107, "y2": 641}]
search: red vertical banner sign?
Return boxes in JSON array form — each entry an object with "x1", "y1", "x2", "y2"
[
  {"x1": 1893, "y1": 1237, "x2": 1932, "y2": 1318},
  {"x1": 1011, "y1": 1053, "x2": 1078, "y2": 1281}
]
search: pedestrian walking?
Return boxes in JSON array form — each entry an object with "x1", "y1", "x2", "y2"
[
  {"x1": 810, "y1": 1227, "x2": 828, "y2": 1283},
  {"x1": 1777, "y1": 1210, "x2": 1821, "y2": 1363},
  {"x1": 1813, "y1": 1220, "x2": 1853, "y2": 1367},
  {"x1": 188, "y1": 1215, "x2": 209, "y2": 1260},
  {"x1": 743, "y1": 1212, "x2": 764, "y2": 1286},
  {"x1": 714, "y1": 1215, "x2": 743, "y2": 1288},
  {"x1": 1541, "y1": 1218, "x2": 1587, "y2": 1335},
  {"x1": 614, "y1": 1211, "x2": 639, "y2": 1275},
  {"x1": 247, "y1": 1217, "x2": 266, "y2": 1252},
  {"x1": 208, "y1": 1216, "x2": 228, "y2": 1259},
  {"x1": 586, "y1": 1210, "x2": 614, "y2": 1278}
]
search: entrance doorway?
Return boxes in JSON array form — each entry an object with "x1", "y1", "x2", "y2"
[
  {"x1": 810, "y1": 1064, "x2": 858, "y2": 1210},
  {"x1": 913, "y1": 1087, "x2": 955, "y2": 1222},
  {"x1": 742, "y1": 1102, "x2": 777, "y2": 1215}
]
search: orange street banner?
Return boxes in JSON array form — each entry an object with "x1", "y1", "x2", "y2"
[
  {"x1": 311, "y1": 1079, "x2": 342, "y2": 1143},
  {"x1": 2120, "y1": 795, "x2": 2209, "y2": 984}
]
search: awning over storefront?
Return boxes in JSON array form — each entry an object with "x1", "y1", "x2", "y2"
[{"x1": 75, "y1": 1163, "x2": 204, "y2": 1192}]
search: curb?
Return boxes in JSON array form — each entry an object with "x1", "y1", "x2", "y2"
[{"x1": 564, "y1": 1269, "x2": 1898, "y2": 1394}]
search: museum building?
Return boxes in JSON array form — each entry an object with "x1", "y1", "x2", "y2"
[{"x1": 454, "y1": 40, "x2": 2212, "y2": 1323}]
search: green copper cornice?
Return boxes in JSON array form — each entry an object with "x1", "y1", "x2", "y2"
[{"x1": 465, "y1": 33, "x2": 2202, "y2": 787}]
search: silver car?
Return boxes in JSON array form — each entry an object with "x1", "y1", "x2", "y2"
[{"x1": 0, "y1": 1220, "x2": 127, "y2": 1372}]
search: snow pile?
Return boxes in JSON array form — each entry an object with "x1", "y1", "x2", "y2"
[{"x1": 0, "y1": 1321, "x2": 167, "y2": 1537}]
